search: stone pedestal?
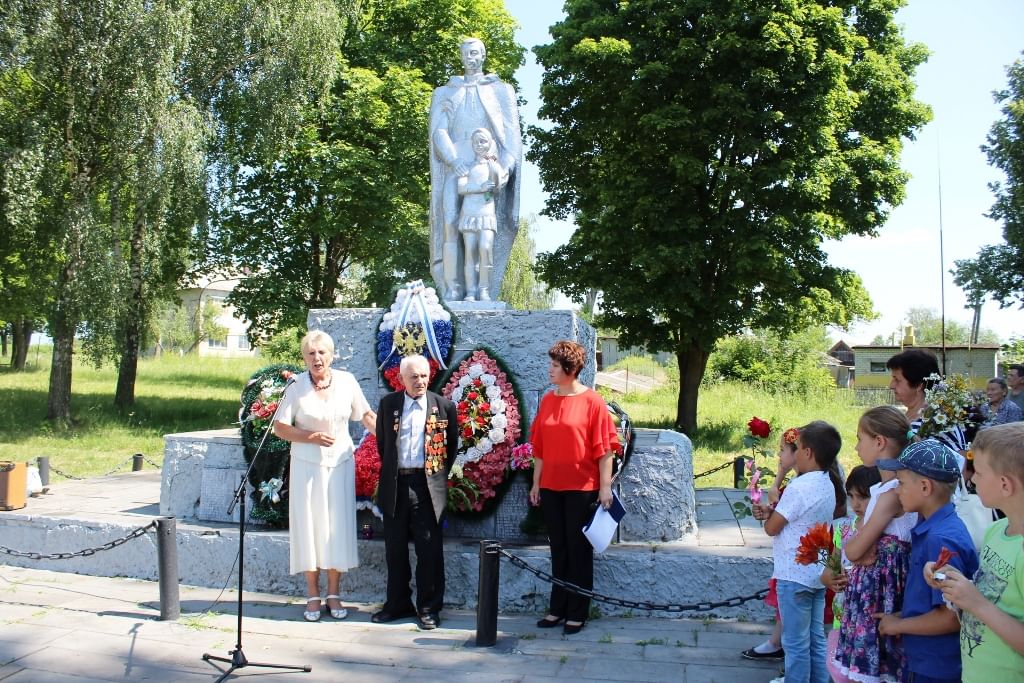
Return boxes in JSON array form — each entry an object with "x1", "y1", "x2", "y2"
[
  {"x1": 160, "y1": 308, "x2": 697, "y2": 544},
  {"x1": 160, "y1": 429, "x2": 258, "y2": 524}
]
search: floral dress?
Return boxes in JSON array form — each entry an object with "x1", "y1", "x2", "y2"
[{"x1": 833, "y1": 484, "x2": 911, "y2": 683}]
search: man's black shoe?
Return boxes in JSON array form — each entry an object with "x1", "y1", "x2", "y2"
[
  {"x1": 371, "y1": 606, "x2": 417, "y2": 624},
  {"x1": 416, "y1": 611, "x2": 439, "y2": 630}
]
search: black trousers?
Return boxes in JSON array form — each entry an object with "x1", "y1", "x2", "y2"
[
  {"x1": 539, "y1": 488, "x2": 598, "y2": 623},
  {"x1": 382, "y1": 471, "x2": 444, "y2": 613}
]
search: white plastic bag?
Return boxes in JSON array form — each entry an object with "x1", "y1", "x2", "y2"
[
  {"x1": 26, "y1": 465, "x2": 43, "y2": 496},
  {"x1": 953, "y1": 488, "x2": 995, "y2": 551}
]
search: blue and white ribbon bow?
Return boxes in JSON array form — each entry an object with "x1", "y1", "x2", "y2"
[{"x1": 379, "y1": 280, "x2": 448, "y2": 370}]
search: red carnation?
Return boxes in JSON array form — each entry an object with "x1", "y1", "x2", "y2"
[
  {"x1": 467, "y1": 391, "x2": 479, "y2": 401},
  {"x1": 479, "y1": 402, "x2": 490, "y2": 412},
  {"x1": 462, "y1": 425, "x2": 474, "y2": 438},
  {"x1": 748, "y1": 416, "x2": 771, "y2": 439}
]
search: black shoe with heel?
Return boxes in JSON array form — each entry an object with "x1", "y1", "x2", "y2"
[
  {"x1": 563, "y1": 621, "x2": 586, "y2": 635},
  {"x1": 536, "y1": 615, "x2": 565, "y2": 628}
]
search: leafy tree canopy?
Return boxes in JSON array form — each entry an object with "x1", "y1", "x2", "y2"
[
  {"x1": 209, "y1": 0, "x2": 525, "y2": 337},
  {"x1": 706, "y1": 326, "x2": 836, "y2": 394},
  {"x1": 530, "y1": 0, "x2": 929, "y2": 433},
  {"x1": 954, "y1": 53, "x2": 1024, "y2": 310}
]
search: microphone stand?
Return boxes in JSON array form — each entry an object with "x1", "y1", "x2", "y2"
[{"x1": 203, "y1": 376, "x2": 311, "y2": 681}]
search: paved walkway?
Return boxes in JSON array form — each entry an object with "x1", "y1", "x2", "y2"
[
  {"x1": 0, "y1": 565, "x2": 782, "y2": 682},
  {"x1": 1, "y1": 469, "x2": 782, "y2": 681}
]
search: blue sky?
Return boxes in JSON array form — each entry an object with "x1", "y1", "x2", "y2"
[{"x1": 506, "y1": 0, "x2": 1023, "y2": 344}]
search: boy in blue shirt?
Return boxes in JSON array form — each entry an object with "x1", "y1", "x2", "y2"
[{"x1": 875, "y1": 440, "x2": 980, "y2": 683}]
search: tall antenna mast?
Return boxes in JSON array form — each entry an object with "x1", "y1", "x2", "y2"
[{"x1": 938, "y1": 139, "x2": 948, "y2": 375}]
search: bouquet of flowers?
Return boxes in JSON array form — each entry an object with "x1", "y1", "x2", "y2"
[
  {"x1": 510, "y1": 443, "x2": 534, "y2": 471},
  {"x1": 795, "y1": 522, "x2": 842, "y2": 576},
  {"x1": 353, "y1": 431, "x2": 383, "y2": 519},
  {"x1": 441, "y1": 349, "x2": 524, "y2": 513},
  {"x1": 917, "y1": 373, "x2": 977, "y2": 439}
]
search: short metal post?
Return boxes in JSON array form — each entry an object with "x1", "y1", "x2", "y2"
[
  {"x1": 475, "y1": 539, "x2": 500, "y2": 647},
  {"x1": 733, "y1": 456, "x2": 746, "y2": 489},
  {"x1": 37, "y1": 456, "x2": 49, "y2": 487},
  {"x1": 156, "y1": 517, "x2": 180, "y2": 621},
  {"x1": 132, "y1": 453, "x2": 144, "y2": 472}
]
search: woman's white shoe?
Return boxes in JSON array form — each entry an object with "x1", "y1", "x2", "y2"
[
  {"x1": 325, "y1": 594, "x2": 348, "y2": 620},
  {"x1": 303, "y1": 597, "x2": 322, "y2": 622}
]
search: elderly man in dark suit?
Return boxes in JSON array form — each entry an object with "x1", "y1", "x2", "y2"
[{"x1": 372, "y1": 354, "x2": 459, "y2": 630}]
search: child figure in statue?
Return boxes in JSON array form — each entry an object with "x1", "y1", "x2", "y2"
[{"x1": 457, "y1": 128, "x2": 506, "y2": 302}]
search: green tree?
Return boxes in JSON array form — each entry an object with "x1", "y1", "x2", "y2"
[
  {"x1": 954, "y1": 53, "x2": 1024, "y2": 310},
  {"x1": 530, "y1": 0, "x2": 927, "y2": 434},
  {"x1": 1, "y1": 0, "x2": 345, "y2": 419},
  {"x1": 209, "y1": 0, "x2": 525, "y2": 337},
  {"x1": 150, "y1": 299, "x2": 227, "y2": 354},
  {"x1": 706, "y1": 326, "x2": 835, "y2": 394},
  {"x1": 903, "y1": 306, "x2": 1001, "y2": 346},
  {"x1": 500, "y1": 216, "x2": 556, "y2": 310}
]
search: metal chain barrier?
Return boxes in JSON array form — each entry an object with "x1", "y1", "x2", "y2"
[
  {"x1": 48, "y1": 453, "x2": 161, "y2": 481},
  {"x1": 693, "y1": 459, "x2": 734, "y2": 479},
  {"x1": 498, "y1": 547, "x2": 768, "y2": 612},
  {"x1": 49, "y1": 466, "x2": 85, "y2": 481},
  {"x1": 0, "y1": 521, "x2": 158, "y2": 560}
]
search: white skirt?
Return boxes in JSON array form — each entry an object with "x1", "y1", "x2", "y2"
[{"x1": 288, "y1": 457, "x2": 358, "y2": 574}]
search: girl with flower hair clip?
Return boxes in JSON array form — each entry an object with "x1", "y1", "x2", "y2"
[{"x1": 752, "y1": 421, "x2": 844, "y2": 683}]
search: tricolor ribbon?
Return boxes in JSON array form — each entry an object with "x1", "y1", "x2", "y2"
[{"x1": 379, "y1": 280, "x2": 448, "y2": 370}]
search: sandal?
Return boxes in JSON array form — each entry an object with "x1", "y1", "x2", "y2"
[
  {"x1": 303, "y1": 596, "x2": 322, "y2": 622},
  {"x1": 325, "y1": 594, "x2": 348, "y2": 620}
]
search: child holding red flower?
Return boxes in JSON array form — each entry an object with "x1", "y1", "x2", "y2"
[
  {"x1": 743, "y1": 425, "x2": 800, "y2": 661},
  {"x1": 753, "y1": 421, "x2": 845, "y2": 683}
]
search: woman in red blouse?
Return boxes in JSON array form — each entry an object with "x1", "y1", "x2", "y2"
[{"x1": 529, "y1": 340, "x2": 618, "y2": 635}]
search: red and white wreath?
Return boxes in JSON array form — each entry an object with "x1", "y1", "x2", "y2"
[{"x1": 441, "y1": 349, "x2": 523, "y2": 513}]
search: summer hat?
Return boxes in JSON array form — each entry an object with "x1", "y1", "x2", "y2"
[{"x1": 877, "y1": 439, "x2": 961, "y2": 482}]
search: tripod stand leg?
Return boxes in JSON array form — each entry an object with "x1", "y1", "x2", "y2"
[
  {"x1": 204, "y1": 648, "x2": 311, "y2": 682},
  {"x1": 201, "y1": 471, "x2": 311, "y2": 680}
]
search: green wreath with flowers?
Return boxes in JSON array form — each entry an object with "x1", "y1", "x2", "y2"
[{"x1": 239, "y1": 363, "x2": 302, "y2": 528}]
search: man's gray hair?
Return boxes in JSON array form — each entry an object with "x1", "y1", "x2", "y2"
[{"x1": 400, "y1": 354, "x2": 430, "y2": 373}]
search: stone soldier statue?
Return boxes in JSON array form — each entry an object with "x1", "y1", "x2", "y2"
[{"x1": 429, "y1": 38, "x2": 521, "y2": 302}]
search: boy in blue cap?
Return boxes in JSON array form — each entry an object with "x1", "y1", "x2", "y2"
[{"x1": 874, "y1": 440, "x2": 979, "y2": 683}]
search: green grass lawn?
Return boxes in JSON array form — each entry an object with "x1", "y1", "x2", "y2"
[
  {"x1": 1, "y1": 348, "x2": 880, "y2": 487},
  {"x1": 0, "y1": 349, "x2": 263, "y2": 476},
  {"x1": 601, "y1": 377, "x2": 878, "y2": 488}
]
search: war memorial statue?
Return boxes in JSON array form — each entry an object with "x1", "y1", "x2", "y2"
[{"x1": 429, "y1": 38, "x2": 522, "y2": 303}]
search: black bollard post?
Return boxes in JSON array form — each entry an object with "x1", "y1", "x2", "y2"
[
  {"x1": 37, "y1": 456, "x2": 49, "y2": 487},
  {"x1": 475, "y1": 539, "x2": 500, "y2": 647},
  {"x1": 132, "y1": 453, "x2": 144, "y2": 472},
  {"x1": 733, "y1": 456, "x2": 746, "y2": 489},
  {"x1": 156, "y1": 517, "x2": 180, "y2": 621}
]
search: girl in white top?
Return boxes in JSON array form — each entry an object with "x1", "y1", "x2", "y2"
[
  {"x1": 753, "y1": 421, "x2": 843, "y2": 683},
  {"x1": 833, "y1": 406, "x2": 914, "y2": 683},
  {"x1": 274, "y1": 331, "x2": 377, "y2": 622}
]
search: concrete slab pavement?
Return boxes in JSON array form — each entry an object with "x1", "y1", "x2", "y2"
[{"x1": 0, "y1": 565, "x2": 782, "y2": 682}]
